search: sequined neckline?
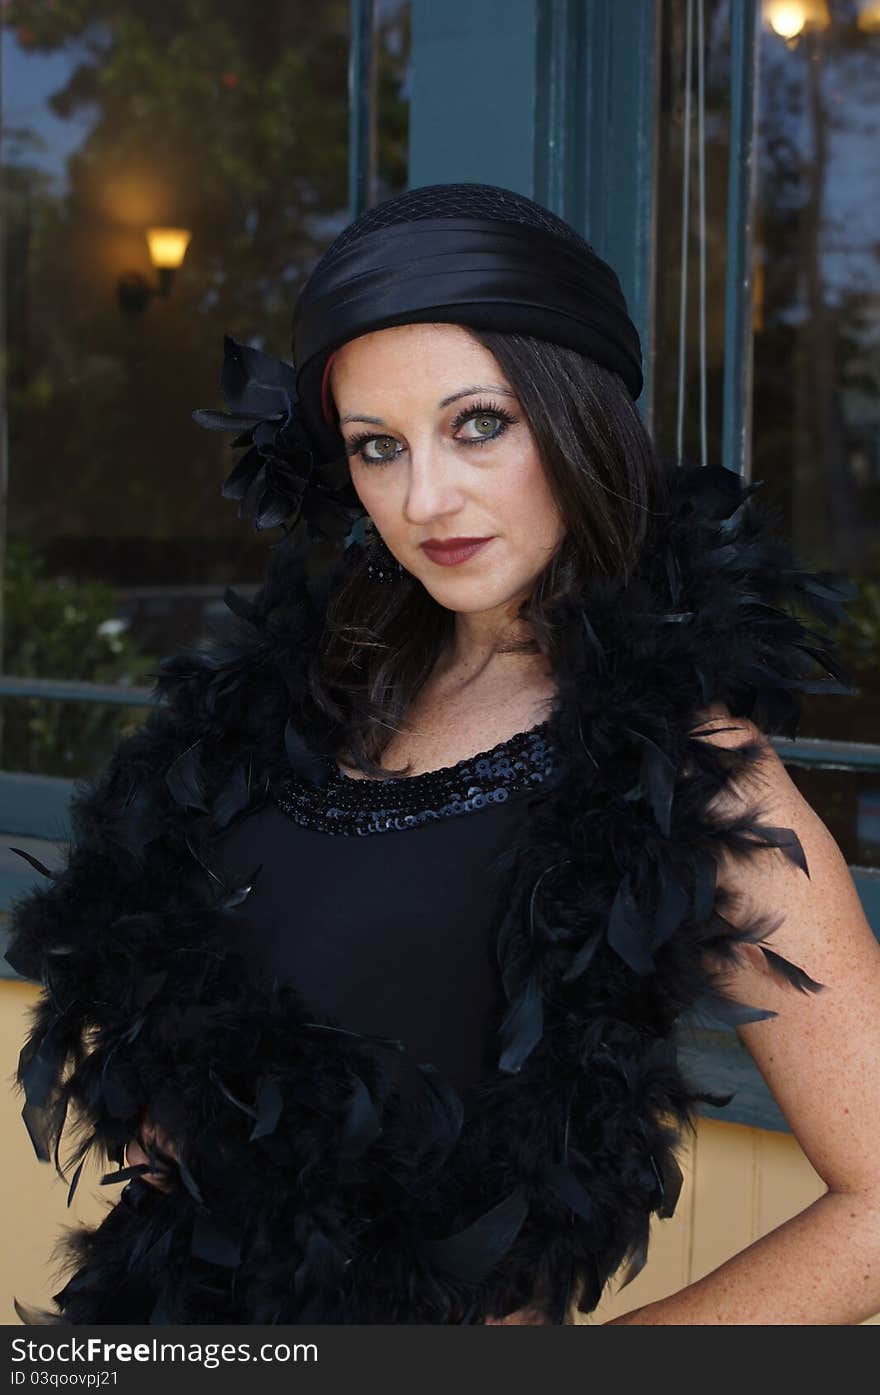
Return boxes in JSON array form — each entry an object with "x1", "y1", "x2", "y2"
[
  {"x1": 273, "y1": 720, "x2": 557, "y2": 837},
  {"x1": 334, "y1": 719, "x2": 551, "y2": 785}
]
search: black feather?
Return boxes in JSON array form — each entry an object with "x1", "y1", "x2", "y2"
[
  {"x1": 760, "y1": 946, "x2": 824, "y2": 994},
  {"x1": 607, "y1": 874, "x2": 655, "y2": 976},
  {"x1": 338, "y1": 1074, "x2": 382, "y2": 1159},
  {"x1": 66, "y1": 1156, "x2": 87, "y2": 1208},
  {"x1": 417, "y1": 1186, "x2": 530, "y2": 1283},
  {"x1": 497, "y1": 974, "x2": 544, "y2": 1073},
  {"x1": 284, "y1": 719, "x2": 330, "y2": 787},
  {"x1": 9, "y1": 847, "x2": 56, "y2": 879},
  {"x1": 212, "y1": 764, "x2": 251, "y2": 830},
  {"x1": 250, "y1": 1078, "x2": 284, "y2": 1140},
  {"x1": 542, "y1": 1163, "x2": 596, "y2": 1227},
  {"x1": 751, "y1": 823, "x2": 810, "y2": 878},
  {"x1": 165, "y1": 741, "x2": 209, "y2": 811},
  {"x1": 414, "y1": 1063, "x2": 465, "y2": 1166}
]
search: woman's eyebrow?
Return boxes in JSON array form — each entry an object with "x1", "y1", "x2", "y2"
[
  {"x1": 340, "y1": 384, "x2": 516, "y2": 427},
  {"x1": 439, "y1": 384, "x2": 517, "y2": 408}
]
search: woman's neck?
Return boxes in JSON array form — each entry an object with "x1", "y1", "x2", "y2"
[{"x1": 440, "y1": 600, "x2": 538, "y2": 683}]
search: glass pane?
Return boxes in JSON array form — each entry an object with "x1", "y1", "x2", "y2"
[
  {"x1": 0, "y1": 0, "x2": 411, "y2": 762},
  {"x1": 652, "y1": 0, "x2": 733, "y2": 469},
  {"x1": 754, "y1": 0, "x2": 880, "y2": 744},
  {"x1": 787, "y1": 763, "x2": 880, "y2": 870},
  {"x1": 654, "y1": 0, "x2": 880, "y2": 751},
  {"x1": 375, "y1": 0, "x2": 412, "y2": 204},
  {"x1": 0, "y1": 697, "x2": 153, "y2": 780},
  {"x1": 0, "y1": 0, "x2": 348, "y2": 708}
]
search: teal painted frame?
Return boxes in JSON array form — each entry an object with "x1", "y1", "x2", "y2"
[
  {"x1": 408, "y1": 0, "x2": 659, "y2": 426},
  {"x1": 533, "y1": 0, "x2": 589, "y2": 227},
  {"x1": 579, "y1": 0, "x2": 660, "y2": 433},
  {"x1": 409, "y1": 0, "x2": 541, "y2": 196}
]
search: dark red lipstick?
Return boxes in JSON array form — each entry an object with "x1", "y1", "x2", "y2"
[{"x1": 419, "y1": 536, "x2": 495, "y2": 566}]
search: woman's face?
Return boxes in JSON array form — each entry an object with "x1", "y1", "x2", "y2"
[{"x1": 328, "y1": 323, "x2": 566, "y2": 620}]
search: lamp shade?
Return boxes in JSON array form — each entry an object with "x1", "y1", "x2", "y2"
[{"x1": 145, "y1": 227, "x2": 192, "y2": 270}]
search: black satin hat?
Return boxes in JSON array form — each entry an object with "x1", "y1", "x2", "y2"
[
  {"x1": 193, "y1": 184, "x2": 645, "y2": 546},
  {"x1": 291, "y1": 183, "x2": 644, "y2": 459}
]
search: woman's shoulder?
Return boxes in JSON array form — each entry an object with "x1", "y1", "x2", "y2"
[
  {"x1": 689, "y1": 698, "x2": 821, "y2": 860},
  {"x1": 690, "y1": 699, "x2": 807, "y2": 829},
  {"x1": 690, "y1": 700, "x2": 870, "y2": 992}
]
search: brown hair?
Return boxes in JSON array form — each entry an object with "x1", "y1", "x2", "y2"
[{"x1": 308, "y1": 329, "x2": 670, "y2": 778}]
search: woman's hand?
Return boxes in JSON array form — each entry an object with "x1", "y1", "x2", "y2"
[
  {"x1": 483, "y1": 1307, "x2": 550, "y2": 1325},
  {"x1": 124, "y1": 1118, "x2": 180, "y2": 1192}
]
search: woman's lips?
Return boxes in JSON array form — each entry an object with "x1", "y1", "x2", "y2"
[{"x1": 419, "y1": 538, "x2": 494, "y2": 566}]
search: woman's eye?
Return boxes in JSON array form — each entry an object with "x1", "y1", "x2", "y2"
[
  {"x1": 460, "y1": 413, "x2": 502, "y2": 440},
  {"x1": 348, "y1": 404, "x2": 514, "y2": 463},
  {"x1": 358, "y1": 435, "x2": 400, "y2": 463}
]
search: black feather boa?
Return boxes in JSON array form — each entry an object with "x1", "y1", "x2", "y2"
[{"x1": 6, "y1": 461, "x2": 857, "y2": 1326}]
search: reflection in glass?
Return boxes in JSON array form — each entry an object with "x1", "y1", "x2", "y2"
[
  {"x1": 0, "y1": 1, "x2": 411, "y2": 767},
  {"x1": 374, "y1": 0, "x2": 411, "y2": 205},
  {"x1": 653, "y1": 0, "x2": 733, "y2": 470},
  {"x1": 0, "y1": 0, "x2": 349, "y2": 730},
  {"x1": 789, "y1": 763, "x2": 880, "y2": 869},
  {"x1": 754, "y1": 0, "x2": 880, "y2": 745},
  {"x1": 654, "y1": 1, "x2": 879, "y2": 760}
]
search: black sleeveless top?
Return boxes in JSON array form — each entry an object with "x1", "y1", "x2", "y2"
[{"x1": 214, "y1": 721, "x2": 558, "y2": 1114}]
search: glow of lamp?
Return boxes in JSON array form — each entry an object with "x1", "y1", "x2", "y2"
[
  {"x1": 764, "y1": 0, "x2": 830, "y2": 38},
  {"x1": 856, "y1": 1, "x2": 880, "y2": 31}
]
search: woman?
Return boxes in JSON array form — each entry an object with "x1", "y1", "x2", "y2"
[{"x1": 8, "y1": 183, "x2": 880, "y2": 1326}]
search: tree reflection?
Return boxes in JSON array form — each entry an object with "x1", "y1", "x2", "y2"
[
  {"x1": 0, "y1": 0, "x2": 410, "y2": 772},
  {"x1": 754, "y1": 2, "x2": 880, "y2": 740}
]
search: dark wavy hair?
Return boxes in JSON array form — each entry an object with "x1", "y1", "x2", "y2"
[{"x1": 309, "y1": 329, "x2": 671, "y2": 778}]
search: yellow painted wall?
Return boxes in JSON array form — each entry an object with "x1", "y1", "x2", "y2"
[
  {"x1": 2, "y1": 980, "x2": 108, "y2": 1320},
  {"x1": 584, "y1": 1111, "x2": 880, "y2": 1325},
  {"x1": 2, "y1": 980, "x2": 877, "y2": 1325}
]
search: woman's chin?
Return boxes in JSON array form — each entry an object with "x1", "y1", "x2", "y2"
[
  {"x1": 428, "y1": 593, "x2": 514, "y2": 620},
  {"x1": 417, "y1": 572, "x2": 522, "y2": 612}
]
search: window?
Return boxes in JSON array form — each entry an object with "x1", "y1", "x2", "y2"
[
  {"x1": 0, "y1": 0, "x2": 411, "y2": 780},
  {"x1": 654, "y1": 0, "x2": 880, "y2": 869}
]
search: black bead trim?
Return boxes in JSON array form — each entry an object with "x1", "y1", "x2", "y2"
[{"x1": 273, "y1": 722, "x2": 558, "y2": 836}]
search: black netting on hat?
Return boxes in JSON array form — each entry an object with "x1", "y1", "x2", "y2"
[{"x1": 307, "y1": 182, "x2": 595, "y2": 279}]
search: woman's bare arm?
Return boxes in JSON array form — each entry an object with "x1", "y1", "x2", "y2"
[{"x1": 608, "y1": 703, "x2": 880, "y2": 1324}]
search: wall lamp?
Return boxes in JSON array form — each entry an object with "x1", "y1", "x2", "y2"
[{"x1": 117, "y1": 227, "x2": 192, "y2": 314}]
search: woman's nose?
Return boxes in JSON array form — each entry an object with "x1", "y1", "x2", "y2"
[{"x1": 402, "y1": 443, "x2": 464, "y2": 524}]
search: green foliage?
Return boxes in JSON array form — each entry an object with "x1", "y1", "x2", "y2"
[
  {"x1": 1, "y1": 540, "x2": 156, "y2": 776},
  {"x1": 838, "y1": 564, "x2": 880, "y2": 673}
]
